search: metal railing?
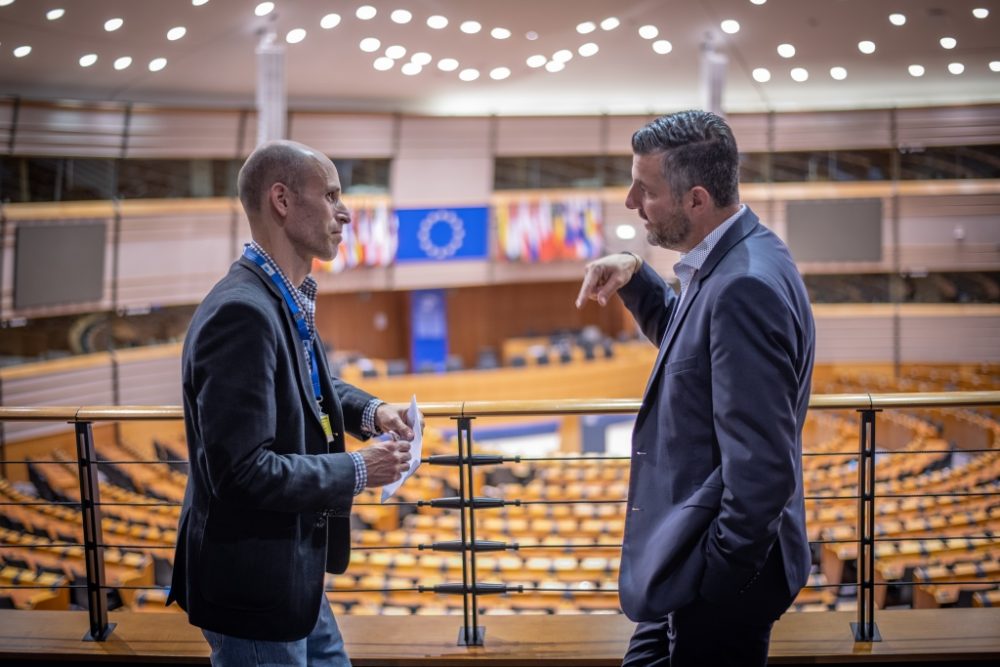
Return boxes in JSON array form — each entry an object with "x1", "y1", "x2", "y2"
[{"x1": 0, "y1": 391, "x2": 998, "y2": 645}]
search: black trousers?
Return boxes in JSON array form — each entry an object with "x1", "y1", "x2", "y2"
[{"x1": 622, "y1": 545, "x2": 796, "y2": 667}]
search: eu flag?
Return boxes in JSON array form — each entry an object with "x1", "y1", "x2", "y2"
[{"x1": 395, "y1": 206, "x2": 489, "y2": 262}]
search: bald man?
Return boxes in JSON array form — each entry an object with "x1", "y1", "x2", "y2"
[{"x1": 168, "y1": 141, "x2": 416, "y2": 666}]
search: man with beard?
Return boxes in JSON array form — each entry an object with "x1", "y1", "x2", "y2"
[{"x1": 575, "y1": 110, "x2": 815, "y2": 666}]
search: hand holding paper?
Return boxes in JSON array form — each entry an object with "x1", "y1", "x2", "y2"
[{"x1": 381, "y1": 395, "x2": 423, "y2": 502}]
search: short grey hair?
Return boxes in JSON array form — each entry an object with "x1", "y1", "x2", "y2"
[{"x1": 237, "y1": 140, "x2": 323, "y2": 215}]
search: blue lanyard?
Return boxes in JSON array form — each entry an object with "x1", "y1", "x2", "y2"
[{"x1": 243, "y1": 245, "x2": 324, "y2": 405}]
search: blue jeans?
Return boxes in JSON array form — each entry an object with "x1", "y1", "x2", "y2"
[{"x1": 202, "y1": 598, "x2": 351, "y2": 667}]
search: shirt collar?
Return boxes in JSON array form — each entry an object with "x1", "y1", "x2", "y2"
[
  {"x1": 677, "y1": 203, "x2": 746, "y2": 272},
  {"x1": 247, "y1": 241, "x2": 318, "y2": 336}
]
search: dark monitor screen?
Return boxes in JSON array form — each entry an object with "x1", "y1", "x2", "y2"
[
  {"x1": 785, "y1": 198, "x2": 883, "y2": 263},
  {"x1": 14, "y1": 220, "x2": 106, "y2": 309}
]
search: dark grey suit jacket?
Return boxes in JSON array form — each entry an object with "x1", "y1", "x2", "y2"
[
  {"x1": 168, "y1": 258, "x2": 376, "y2": 641},
  {"x1": 617, "y1": 207, "x2": 815, "y2": 621}
]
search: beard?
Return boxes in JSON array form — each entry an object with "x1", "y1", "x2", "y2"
[{"x1": 645, "y1": 207, "x2": 691, "y2": 250}]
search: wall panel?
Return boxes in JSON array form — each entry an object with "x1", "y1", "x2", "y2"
[
  {"x1": 896, "y1": 105, "x2": 1000, "y2": 147},
  {"x1": 126, "y1": 109, "x2": 244, "y2": 158},
  {"x1": 772, "y1": 109, "x2": 892, "y2": 151},
  {"x1": 289, "y1": 112, "x2": 396, "y2": 157},
  {"x1": 11, "y1": 103, "x2": 127, "y2": 157},
  {"x1": 495, "y1": 116, "x2": 603, "y2": 156}
]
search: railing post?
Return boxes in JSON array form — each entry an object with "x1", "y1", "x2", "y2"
[
  {"x1": 75, "y1": 421, "x2": 116, "y2": 641},
  {"x1": 454, "y1": 416, "x2": 485, "y2": 646},
  {"x1": 851, "y1": 408, "x2": 881, "y2": 642}
]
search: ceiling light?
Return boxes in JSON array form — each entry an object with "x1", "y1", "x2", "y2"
[
  {"x1": 790, "y1": 67, "x2": 808, "y2": 82},
  {"x1": 750, "y1": 0, "x2": 767, "y2": 5},
  {"x1": 104, "y1": 18, "x2": 123, "y2": 32},
  {"x1": 889, "y1": 13, "x2": 906, "y2": 26},
  {"x1": 254, "y1": 2, "x2": 273, "y2": 16},
  {"x1": 148, "y1": 57, "x2": 167, "y2": 72},
  {"x1": 720, "y1": 19, "x2": 740, "y2": 34},
  {"x1": 437, "y1": 58, "x2": 459, "y2": 71},
  {"x1": 752, "y1": 67, "x2": 771, "y2": 82},
  {"x1": 991, "y1": 61, "x2": 1000, "y2": 72},
  {"x1": 615, "y1": 224, "x2": 637, "y2": 240},
  {"x1": 286, "y1": 28, "x2": 306, "y2": 44},
  {"x1": 552, "y1": 49, "x2": 573, "y2": 63},
  {"x1": 939, "y1": 37, "x2": 957, "y2": 49},
  {"x1": 908, "y1": 64, "x2": 925, "y2": 77},
  {"x1": 777, "y1": 43, "x2": 795, "y2": 58},
  {"x1": 192, "y1": 0, "x2": 209, "y2": 5},
  {"x1": 638, "y1": 25, "x2": 659, "y2": 39},
  {"x1": 385, "y1": 45, "x2": 406, "y2": 59},
  {"x1": 491, "y1": 27, "x2": 511, "y2": 39},
  {"x1": 113, "y1": 56, "x2": 132, "y2": 70},
  {"x1": 427, "y1": 15, "x2": 448, "y2": 29},
  {"x1": 13, "y1": 45, "x2": 31, "y2": 58},
  {"x1": 460, "y1": 20, "x2": 481, "y2": 34},
  {"x1": 0, "y1": 0, "x2": 14, "y2": 5},
  {"x1": 652, "y1": 39, "x2": 672, "y2": 54},
  {"x1": 401, "y1": 62, "x2": 422, "y2": 76},
  {"x1": 973, "y1": 8, "x2": 989, "y2": 19},
  {"x1": 359, "y1": 37, "x2": 381, "y2": 52},
  {"x1": 578, "y1": 42, "x2": 599, "y2": 57},
  {"x1": 526, "y1": 31, "x2": 539, "y2": 40},
  {"x1": 545, "y1": 60, "x2": 565, "y2": 73},
  {"x1": 320, "y1": 13, "x2": 341, "y2": 29},
  {"x1": 526, "y1": 54, "x2": 546, "y2": 68},
  {"x1": 46, "y1": 8, "x2": 64, "y2": 20},
  {"x1": 490, "y1": 67, "x2": 511, "y2": 80},
  {"x1": 374, "y1": 57, "x2": 394, "y2": 71},
  {"x1": 830, "y1": 66, "x2": 847, "y2": 80},
  {"x1": 858, "y1": 40, "x2": 876, "y2": 54},
  {"x1": 948, "y1": 62, "x2": 965, "y2": 74},
  {"x1": 79, "y1": 53, "x2": 98, "y2": 67},
  {"x1": 600, "y1": 17, "x2": 620, "y2": 30},
  {"x1": 167, "y1": 26, "x2": 187, "y2": 41},
  {"x1": 459, "y1": 68, "x2": 480, "y2": 81},
  {"x1": 577, "y1": 21, "x2": 596, "y2": 34},
  {"x1": 356, "y1": 5, "x2": 376, "y2": 20},
  {"x1": 390, "y1": 9, "x2": 412, "y2": 24},
  {"x1": 411, "y1": 52, "x2": 432, "y2": 65}
]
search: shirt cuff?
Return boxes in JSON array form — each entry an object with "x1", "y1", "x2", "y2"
[
  {"x1": 361, "y1": 398, "x2": 384, "y2": 437},
  {"x1": 349, "y1": 451, "x2": 367, "y2": 496}
]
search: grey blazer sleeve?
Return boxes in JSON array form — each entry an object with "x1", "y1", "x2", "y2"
[{"x1": 617, "y1": 261, "x2": 680, "y2": 345}]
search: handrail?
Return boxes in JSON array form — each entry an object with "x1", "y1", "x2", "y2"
[{"x1": 0, "y1": 391, "x2": 998, "y2": 422}]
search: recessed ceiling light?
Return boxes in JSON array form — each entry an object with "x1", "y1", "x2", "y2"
[
  {"x1": 113, "y1": 56, "x2": 132, "y2": 70},
  {"x1": 320, "y1": 13, "x2": 341, "y2": 29},
  {"x1": 638, "y1": 25, "x2": 659, "y2": 39},
  {"x1": 948, "y1": 62, "x2": 965, "y2": 74},
  {"x1": 13, "y1": 45, "x2": 31, "y2": 58},
  {"x1": 750, "y1": 0, "x2": 767, "y2": 5},
  {"x1": 356, "y1": 5, "x2": 377, "y2": 20},
  {"x1": 411, "y1": 51, "x2": 432, "y2": 66},
  {"x1": 600, "y1": 17, "x2": 620, "y2": 30},
  {"x1": 437, "y1": 58, "x2": 459, "y2": 71},
  {"x1": 285, "y1": 28, "x2": 306, "y2": 44},
  {"x1": 427, "y1": 15, "x2": 448, "y2": 29},
  {"x1": 46, "y1": 8, "x2": 64, "y2": 20},
  {"x1": 79, "y1": 53, "x2": 98, "y2": 67},
  {"x1": 578, "y1": 42, "x2": 599, "y2": 57},
  {"x1": 385, "y1": 45, "x2": 406, "y2": 59},
  {"x1": 0, "y1": 0, "x2": 15, "y2": 6},
  {"x1": 459, "y1": 68, "x2": 480, "y2": 81},
  {"x1": 939, "y1": 37, "x2": 957, "y2": 49},
  {"x1": 192, "y1": 0, "x2": 209, "y2": 5},
  {"x1": 790, "y1": 67, "x2": 809, "y2": 82},
  {"x1": 374, "y1": 57, "x2": 394, "y2": 71},
  {"x1": 720, "y1": 19, "x2": 740, "y2": 34},
  {"x1": 526, "y1": 54, "x2": 546, "y2": 68},
  {"x1": 545, "y1": 60, "x2": 565, "y2": 73},
  {"x1": 908, "y1": 64, "x2": 925, "y2": 77},
  {"x1": 858, "y1": 40, "x2": 876, "y2": 54},
  {"x1": 254, "y1": 2, "x2": 273, "y2": 16},
  {"x1": 401, "y1": 62, "x2": 422, "y2": 76},
  {"x1": 526, "y1": 31, "x2": 539, "y2": 40},
  {"x1": 752, "y1": 67, "x2": 771, "y2": 82},
  {"x1": 830, "y1": 66, "x2": 847, "y2": 80},
  {"x1": 652, "y1": 40, "x2": 673, "y2": 54},
  {"x1": 615, "y1": 224, "x2": 637, "y2": 240},
  {"x1": 777, "y1": 43, "x2": 795, "y2": 58},
  {"x1": 359, "y1": 37, "x2": 381, "y2": 52},
  {"x1": 491, "y1": 27, "x2": 511, "y2": 39},
  {"x1": 577, "y1": 21, "x2": 596, "y2": 34},
  {"x1": 552, "y1": 49, "x2": 573, "y2": 63},
  {"x1": 104, "y1": 18, "x2": 123, "y2": 32},
  {"x1": 167, "y1": 26, "x2": 186, "y2": 41},
  {"x1": 991, "y1": 61, "x2": 1000, "y2": 72},
  {"x1": 888, "y1": 13, "x2": 906, "y2": 26},
  {"x1": 460, "y1": 20, "x2": 481, "y2": 34},
  {"x1": 490, "y1": 67, "x2": 511, "y2": 80},
  {"x1": 390, "y1": 9, "x2": 412, "y2": 24},
  {"x1": 148, "y1": 57, "x2": 167, "y2": 72},
  {"x1": 973, "y1": 8, "x2": 989, "y2": 19}
]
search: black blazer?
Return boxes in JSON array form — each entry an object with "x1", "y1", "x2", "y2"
[{"x1": 168, "y1": 258, "x2": 376, "y2": 641}]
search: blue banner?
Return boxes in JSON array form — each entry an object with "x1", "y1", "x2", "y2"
[
  {"x1": 395, "y1": 206, "x2": 489, "y2": 262},
  {"x1": 409, "y1": 289, "x2": 448, "y2": 373}
]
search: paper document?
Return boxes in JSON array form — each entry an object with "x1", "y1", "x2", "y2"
[{"x1": 381, "y1": 394, "x2": 422, "y2": 503}]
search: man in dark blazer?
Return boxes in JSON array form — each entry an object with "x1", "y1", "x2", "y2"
[
  {"x1": 169, "y1": 140, "x2": 416, "y2": 666},
  {"x1": 576, "y1": 110, "x2": 815, "y2": 666}
]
